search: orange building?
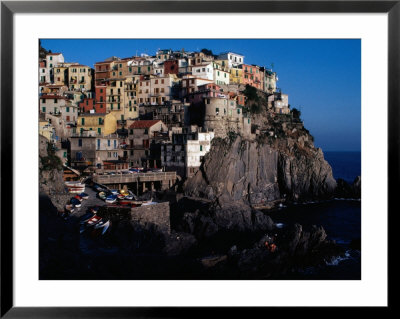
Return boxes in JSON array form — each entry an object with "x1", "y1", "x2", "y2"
[{"x1": 242, "y1": 64, "x2": 262, "y2": 90}]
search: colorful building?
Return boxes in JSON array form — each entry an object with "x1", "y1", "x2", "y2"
[{"x1": 77, "y1": 112, "x2": 117, "y2": 136}]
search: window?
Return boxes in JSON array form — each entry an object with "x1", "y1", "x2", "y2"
[
  {"x1": 42, "y1": 99, "x2": 45, "y2": 103},
  {"x1": 66, "y1": 106, "x2": 70, "y2": 112},
  {"x1": 54, "y1": 99, "x2": 58, "y2": 103},
  {"x1": 78, "y1": 139, "x2": 82, "y2": 147},
  {"x1": 161, "y1": 79, "x2": 164, "y2": 84},
  {"x1": 119, "y1": 64, "x2": 122, "y2": 68},
  {"x1": 118, "y1": 103, "x2": 120, "y2": 110},
  {"x1": 98, "y1": 127, "x2": 101, "y2": 134},
  {"x1": 237, "y1": 109, "x2": 241, "y2": 114},
  {"x1": 144, "y1": 128, "x2": 148, "y2": 134},
  {"x1": 98, "y1": 118, "x2": 102, "y2": 125},
  {"x1": 155, "y1": 80, "x2": 158, "y2": 84},
  {"x1": 216, "y1": 107, "x2": 219, "y2": 114},
  {"x1": 119, "y1": 72, "x2": 122, "y2": 76},
  {"x1": 50, "y1": 56, "x2": 53, "y2": 60},
  {"x1": 148, "y1": 66, "x2": 151, "y2": 71},
  {"x1": 111, "y1": 104, "x2": 113, "y2": 110},
  {"x1": 100, "y1": 96, "x2": 103, "y2": 102},
  {"x1": 42, "y1": 107, "x2": 46, "y2": 112},
  {"x1": 81, "y1": 118, "x2": 85, "y2": 125},
  {"x1": 100, "y1": 89, "x2": 103, "y2": 93},
  {"x1": 200, "y1": 145, "x2": 203, "y2": 151},
  {"x1": 114, "y1": 140, "x2": 117, "y2": 148},
  {"x1": 97, "y1": 139, "x2": 100, "y2": 149},
  {"x1": 108, "y1": 140, "x2": 110, "y2": 147},
  {"x1": 138, "y1": 67, "x2": 141, "y2": 73}
]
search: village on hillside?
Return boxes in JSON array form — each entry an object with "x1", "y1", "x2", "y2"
[{"x1": 39, "y1": 46, "x2": 292, "y2": 187}]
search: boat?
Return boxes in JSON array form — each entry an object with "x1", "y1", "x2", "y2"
[
  {"x1": 70, "y1": 198, "x2": 81, "y2": 207},
  {"x1": 65, "y1": 181, "x2": 85, "y2": 194},
  {"x1": 110, "y1": 189, "x2": 119, "y2": 195},
  {"x1": 74, "y1": 195, "x2": 83, "y2": 202},
  {"x1": 98, "y1": 191, "x2": 108, "y2": 200},
  {"x1": 141, "y1": 201, "x2": 157, "y2": 206},
  {"x1": 79, "y1": 192, "x2": 89, "y2": 200},
  {"x1": 80, "y1": 212, "x2": 95, "y2": 224},
  {"x1": 90, "y1": 206, "x2": 100, "y2": 214},
  {"x1": 105, "y1": 194, "x2": 118, "y2": 203},
  {"x1": 117, "y1": 193, "x2": 125, "y2": 199},
  {"x1": 131, "y1": 198, "x2": 153, "y2": 205},
  {"x1": 86, "y1": 215, "x2": 102, "y2": 226}
]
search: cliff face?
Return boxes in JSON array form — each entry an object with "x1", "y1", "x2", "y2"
[
  {"x1": 184, "y1": 117, "x2": 336, "y2": 205},
  {"x1": 39, "y1": 135, "x2": 69, "y2": 211}
]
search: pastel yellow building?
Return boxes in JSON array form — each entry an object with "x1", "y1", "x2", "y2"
[
  {"x1": 105, "y1": 77, "x2": 139, "y2": 121},
  {"x1": 77, "y1": 112, "x2": 117, "y2": 136},
  {"x1": 68, "y1": 64, "x2": 93, "y2": 91},
  {"x1": 53, "y1": 66, "x2": 68, "y2": 86},
  {"x1": 230, "y1": 67, "x2": 244, "y2": 84},
  {"x1": 39, "y1": 119, "x2": 55, "y2": 142}
]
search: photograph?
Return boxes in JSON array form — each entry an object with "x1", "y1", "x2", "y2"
[{"x1": 38, "y1": 39, "x2": 361, "y2": 280}]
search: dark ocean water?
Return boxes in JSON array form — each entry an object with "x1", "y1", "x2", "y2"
[
  {"x1": 324, "y1": 151, "x2": 361, "y2": 184},
  {"x1": 268, "y1": 151, "x2": 361, "y2": 279}
]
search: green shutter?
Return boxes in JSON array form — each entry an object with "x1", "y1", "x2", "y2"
[
  {"x1": 81, "y1": 118, "x2": 85, "y2": 125},
  {"x1": 98, "y1": 128, "x2": 101, "y2": 134}
]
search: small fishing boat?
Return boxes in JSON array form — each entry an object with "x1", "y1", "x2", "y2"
[
  {"x1": 65, "y1": 181, "x2": 85, "y2": 194},
  {"x1": 70, "y1": 198, "x2": 81, "y2": 207},
  {"x1": 105, "y1": 194, "x2": 117, "y2": 203},
  {"x1": 110, "y1": 189, "x2": 119, "y2": 195},
  {"x1": 117, "y1": 193, "x2": 125, "y2": 199},
  {"x1": 74, "y1": 195, "x2": 83, "y2": 202},
  {"x1": 86, "y1": 215, "x2": 102, "y2": 226},
  {"x1": 98, "y1": 191, "x2": 107, "y2": 200},
  {"x1": 141, "y1": 201, "x2": 157, "y2": 206},
  {"x1": 90, "y1": 206, "x2": 100, "y2": 214},
  {"x1": 79, "y1": 192, "x2": 89, "y2": 200}
]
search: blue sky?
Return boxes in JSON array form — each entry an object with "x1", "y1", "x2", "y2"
[{"x1": 41, "y1": 39, "x2": 361, "y2": 151}]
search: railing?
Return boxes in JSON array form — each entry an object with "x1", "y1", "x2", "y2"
[{"x1": 94, "y1": 171, "x2": 177, "y2": 183}]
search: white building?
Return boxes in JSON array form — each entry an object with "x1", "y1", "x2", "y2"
[
  {"x1": 213, "y1": 68, "x2": 230, "y2": 85},
  {"x1": 39, "y1": 95, "x2": 78, "y2": 124},
  {"x1": 217, "y1": 52, "x2": 244, "y2": 68},
  {"x1": 46, "y1": 53, "x2": 64, "y2": 83},
  {"x1": 161, "y1": 128, "x2": 214, "y2": 178},
  {"x1": 191, "y1": 62, "x2": 214, "y2": 81}
]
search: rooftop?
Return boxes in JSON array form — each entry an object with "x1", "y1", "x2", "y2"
[{"x1": 129, "y1": 120, "x2": 162, "y2": 129}]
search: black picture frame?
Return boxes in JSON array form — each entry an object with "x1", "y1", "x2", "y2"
[{"x1": 1, "y1": 0, "x2": 395, "y2": 317}]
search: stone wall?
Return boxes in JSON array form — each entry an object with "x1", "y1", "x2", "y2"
[
  {"x1": 131, "y1": 202, "x2": 170, "y2": 233},
  {"x1": 99, "y1": 202, "x2": 170, "y2": 233}
]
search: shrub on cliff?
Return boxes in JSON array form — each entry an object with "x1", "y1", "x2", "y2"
[{"x1": 40, "y1": 142, "x2": 63, "y2": 171}]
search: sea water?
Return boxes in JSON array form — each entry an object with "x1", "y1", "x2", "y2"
[{"x1": 269, "y1": 151, "x2": 362, "y2": 279}]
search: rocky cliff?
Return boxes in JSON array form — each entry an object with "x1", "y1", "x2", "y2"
[
  {"x1": 39, "y1": 135, "x2": 70, "y2": 211},
  {"x1": 184, "y1": 113, "x2": 336, "y2": 206}
]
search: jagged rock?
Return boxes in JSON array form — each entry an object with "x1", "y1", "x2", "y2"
[
  {"x1": 163, "y1": 232, "x2": 197, "y2": 256},
  {"x1": 334, "y1": 176, "x2": 361, "y2": 199},
  {"x1": 184, "y1": 133, "x2": 336, "y2": 205}
]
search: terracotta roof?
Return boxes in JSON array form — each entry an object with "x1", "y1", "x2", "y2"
[
  {"x1": 129, "y1": 120, "x2": 161, "y2": 129},
  {"x1": 47, "y1": 53, "x2": 62, "y2": 56}
]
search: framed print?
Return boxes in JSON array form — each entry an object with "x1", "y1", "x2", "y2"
[{"x1": 1, "y1": 0, "x2": 395, "y2": 317}]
